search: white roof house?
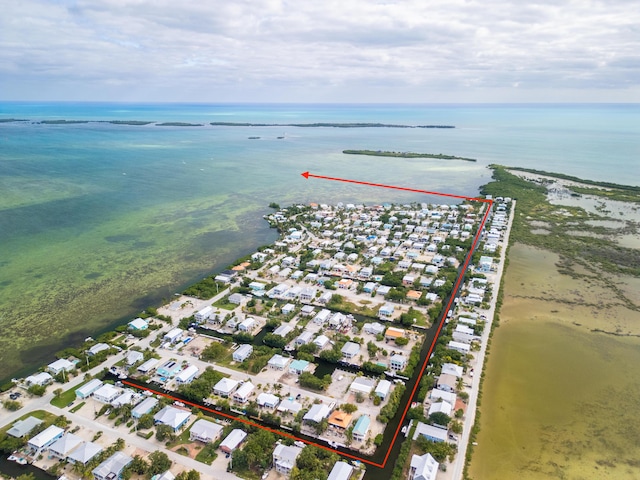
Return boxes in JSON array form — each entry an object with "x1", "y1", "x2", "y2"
[
  {"x1": 441, "y1": 363, "x2": 464, "y2": 378},
  {"x1": 75, "y1": 379, "x2": 103, "y2": 399},
  {"x1": 47, "y1": 358, "x2": 74, "y2": 375},
  {"x1": 429, "y1": 389, "x2": 457, "y2": 405},
  {"x1": 7, "y1": 417, "x2": 43, "y2": 438},
  {"x1": 363, "y1": 322, "x2": 385, "y2": 335},
  {"x1": 175, "y1": 365, "x2": 199, "y2": 384},
  {"x1": 436, "y1": 373, "x2": 457, "y2": 393},
  {"x1": 219, "y1": 429, "x2": 247, "y2": 453},
  {"x1": 390, "y1": 354, "x2": 407, "y2": 371},
  {"x1": 327, "y1": 461, "x2": 354, "y2": 480},
  {"x1": 132, "y1": 397, "x2": 158, "y2": 418},
  {"x1": 164, "y1": 328, "x2": 184, "y2": 344},
  {"x1": 128, "y1": 317, "x2": 148, "y2": 330},
  {"x1": 92, "y1": 452, "x2": 133, "y2": 480},
  {"x1": 277, "y1": 399, "x2": 303, "y2": 414},
  {"x1": 88, "y1": 343, "x2": 110, "y2": 356},
  {"x1": 93, "y1": 384, "x2": 122, "y2": 404},
  {"x1": 349, "y1": 377, "x2": 376, "y2": 395},
  {"x1": 213, "y1": 378, "x2": 239, "y2": 397},
  {"x1": 194, "y1": 306, "x2": 214, "y2": 323},
  {"x1": 268, "y1": 354, "x2": 289, "y2": 370},
  {"x1": 314, "y1": 334, "x2": 330, "y2": 349},
  {"x1": 189, "y1": 419, "x2": 223, "y2": 443},
  {"x1": 232, "y1": 382, "x2": 255, "y2": 403},
  {"x1": 295, "y1": 330, "x2": 314, "y2": 346},
  {"x1": 28, "y1": 425, "x2": 64, "y2": 453},
  {"x1": 48, "y1": 433, "x2": 83, "y2": 460},
  {"x1": 112, "y1": 390, "x2": 136, "y2": 408},
  {"x1": 273, "y1": 324, "x2": 293, "y2": 337},
  {"x1": 233, "y1": 344, "x2": 253, "y2": 362},
  {"x1": 410, "y1": 453, "x2": 439, "y2": 480},
  {"x1": 448, "y1": 340, "x2": 471, "y2": 354},
  {"x1": 238, "y1": 318, "x2": 256, "y2": 332},
  {"x1": 257, "y1": 393, "x2": 280, "y2": 409},
  {"x1": 313, "y1": 309, "x2": 331, "y2": 324},
  {"x1": 341, "y1": 342, "x2": 361, "y2": 359},
  {"x1": 154, "y1": 406, "x2": 191, "y2": 431},
  {"x1": 273, "y1": 444, "x2": 303, "y2": 475},
  {"x1": 413, "y1": 422, "x2": 448, "y2": 443},
  {"x1": 25, "y1": 371, "x2": 53, "y2": 387},
  {"x1": 378, "y1": 304, "x2": 395, "y2": 319},
  {"x1": 375, "y1": 379, "x2": 392, "y2": 400},
  {"x1": 303, "y1": 404, "x2": 331, "y2": 423},
  {"x1": 125, "y1": 350, "x2": 144, "y2": 366},
  {"x1": 67, "y1": 441, "x2": 102, "y2": 465},
  {"x1": 428, "y1": 401, "x2": 453, "y2": 417},
  {"x1": 137, "y1": 358, "x2": 159, "y2": 373}
]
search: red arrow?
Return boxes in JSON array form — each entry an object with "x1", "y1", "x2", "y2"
[{"x1": 301, "y1": 171, "x2": 490, "y2": 203}]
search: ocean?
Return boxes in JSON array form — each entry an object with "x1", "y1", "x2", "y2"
[{"x1": 0, "y1": 102, "x2": 638, "y2": 382}]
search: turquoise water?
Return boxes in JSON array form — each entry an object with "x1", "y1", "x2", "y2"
[{"x1": 0, "y1": 103, "x2": 638, "y2": 382}]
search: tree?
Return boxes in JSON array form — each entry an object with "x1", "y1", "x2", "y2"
[
  {"x1": 114, "y1": 437, "x2": 126, "y2": 450},
  {"x1": 155, "y1": 424, "x2": 175, "y2": 442},
  {"x1": 176, "y1": 470, "x2": 200, "y2": 480},
  {"x1": 125, "y1": 455, "x2": 148, "y2": 475},
  {"x1": 147, "y1": 451, "x2": 172, "y2": 476},
  {"x1": 2, "y1": 399, "x2": 22, "y2": 411},
  {"x1": 455, "y1": 408, "x2": 464, "y2": 419},
  {"x1": 429, "y1": 411, "x2": 451, "y2": 426},
  {"x1": 200, "y1": 342, "x2": 227, "y2": 361},
  {"x1": 341, "y1": 403, "x2": 358, "y2": 414},
  {"x1": 451, "y1": 420, "x2": 463, "y2": 434},
  {"x1": 137, "y1": 413, "x2": 154, "y2": 430},
  {"x1": 27, "y1": 384, "x2": 46, "y2": 396},
  {"x1": 395, "y1": 337, "x2": 409, "y2": 346}
]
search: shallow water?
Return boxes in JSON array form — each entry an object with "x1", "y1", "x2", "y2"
[{"x1": 470, "y1": 243, "x2": 640, "y2": 479}]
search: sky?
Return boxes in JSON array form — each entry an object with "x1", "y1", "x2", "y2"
[{"x1": 2, "y1": 0, "x2": 639, "y2": 103}]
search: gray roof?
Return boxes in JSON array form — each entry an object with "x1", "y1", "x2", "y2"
[
  {"x1": 327, "y1": 461, "x2": 354, "y2": 480},
  {"x1": 49, "y1": 433, "x2": 83, "y2": 456},
  {"x1": 154, "y1": 406, "x2": 191, "y2": 429},
  {"x1": 7, "y1": 416, "x2": 43, "y2": 438},
  {"x1": 92, "y1": 451, "x2": 133, "y2": 480},
  {"x1": 189, "y1": 419, "x2": 223, "y2": 442},
  {"x1": 66, "y1": 441, "x2": 102, "y2": 464}
]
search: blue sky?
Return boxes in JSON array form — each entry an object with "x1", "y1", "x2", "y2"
[{"x1": 2, "y1": 0, "x2": 639, "y2": 102}]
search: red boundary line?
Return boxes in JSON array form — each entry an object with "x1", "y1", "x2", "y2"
[{"x1": 124, "y1": 173, "x2": 493, "y2": 469}]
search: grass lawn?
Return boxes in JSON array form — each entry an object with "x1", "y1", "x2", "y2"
[
  {"x1": 70, "y1": 402, "x2": 85, "y2": 413},
  {"x1": 1, "y1": 410, "x2": 58, "y2": 435},
  {"x1": 195, "y1": 443, "x2": 218, "y2": 465},
  {"x1": 212, "y1": 299, "x2": 237, "y2": 310},
  {"x1": 51, "y1": 378, "x2": 92, "y2": 408}
]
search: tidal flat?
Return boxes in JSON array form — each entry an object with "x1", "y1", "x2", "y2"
[{"x1": 470, "y1": 168, "x2": 640, "y2": 479}]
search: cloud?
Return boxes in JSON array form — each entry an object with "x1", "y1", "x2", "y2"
[{"x1": 1, "y1": 0, "x2": 639, "y2": 101}]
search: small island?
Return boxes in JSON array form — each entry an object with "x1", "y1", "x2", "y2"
[
  {"x1": 210, "y1": 122, "x2": 455, "y2": 128},
  {"x1": 343, "y1": 149, "x2": 477, "y2": 162},
  {"x1": 155, "y1": 122, "x2": 204, "y2": 127}
]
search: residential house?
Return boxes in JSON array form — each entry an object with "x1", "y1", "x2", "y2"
[
  {"x1": 300, "y1": 305, "x2": 316, "y2": 316},
  {"x1": 137, "y1": 358, "x2": 159, "y2": 374},
  {"x1": 313, "y1": 335, "x2": 330, "y2": 349},
  {"x1": 194, "y1": 306, "x2": 214, "y2": 323},
  {"x1": 93, "y1": 384, "x2": 122, "y2": 403},
  {"x1": 157, "y1": 360, "x2": 181, "y2": 378},
  {"x1": 374, "y1": 380, "x2": 392, "y2": 400},
  {"x1": 328, "y1": 410, "x2": 353, "y2": 431},
  {"x1": 175, "y1": 365, "x2": 199, "y2": 385},
  {"x1": 48, "y1": 433, "x2": 82, "y2": 460},
  {"x1": 277, "y1": 399, "x2": 302, "y2": 415},
  {"x1": 273, "y1": 444, "x2": 303, "y2": 476},
  {"x1": 303, "y1": 404, "x2": 331, "y2": 424},
  {"x1": 341, "y1": 342, "x2": 361, "y2": 360},
  {"x1": 428, "y1": 401, "x2": 453, "y2": 417},
  {"x1": 384, "y1": 327, "x2": 406, "y2": 341},
  {"x1": 378, "y1": 304, "x2": 395, "y2": 320},
  {"x1": 88, "y1": 343, "x2": 110, "y2": 356},
  {"x1": 327, "y1": 462, "x2": 354, "y2": 480},
  {"x1": 219, "y1": 429, "x2": 247, "y2": 453},
  {"x1": 429, "y1": 389, "x2": 457, "y2": 405},
  {"x1": 111, "y1": 391, "x2": 136, "y2": 408},
  {"x1": 273, "y1": 324, "x2": 293, "y2": 338},
  {"x1": 75, "y1": 379, "x2": 103, "y2": 399},
  {"x1": 390, "y1": 354, "x2": 407, "y2": 371},
  {"x1": 409, "y1": 453, "x2": 439, "y2": 480},
  {"x1": 413, "y1": 422, "x2": 448, "y2": 443},
  {"x1": 67, "y1": 441, "x2": 102, "y2": 465},
  {"x1": 232, "y1": 382, "x2": 255, "y2": 403},
  {"x1": 257, "y1": 393, "x2": 280, "y2": 409},
  {"x1": 233, "y1": 344, "x2": 253, "y2": 362},
  {"x1": 213, "y1": 378, "x2": 239, "y2": 398},
  {"x1": 7, "y1": 417, "x2": 43, "y2": 438},
  {"x1": 441, "y1": 363, "x2": 464, "y2": 378},
  {"x1": 238, "y1": 318, "x2": 256, "y2": 332},
  {"x1": 363, "y1": 322, "x2": 385, "y2": 336},
  {"x1": 436, "y1": 374, "x2": 457, "y2": 393},
  {"x1": 131, "y1": 397, "x2": 158, "y2": 419},
  {"x1": 163, "y1": 328, "x2": 184, "y2": 344},
  {"x1": 448, "y1": 340, "x2": 471, "y2": 354},
  {"x1": 154, "y1": 406, "x2": 191, "y2": 431},
  {"x1": 190, "y1": 419, "x2": 223, "y2": 443},
  {"x1": 289, "y1": 359, "x2": 310, "y2": 375},
  {"x1": 25, "y1": 372, "x2": 53, "y2": 387},
  {"x1": 295, "y1": 330, "x2": 314, "y2": 346},
  {"x1": 28, "y1": 425, "x2": 64, "y2": 455},
  {"x1": 92, "y1": 451, "x2": 133, "y2": 480},
  {"x1": 313, "y1": 309, "x2": 331, "y2": 325},
  {"x1": 406, "y1": 290, "x2": 422, "y2": 302},
  {"x1": 349, "y1": 377, "x2": 376, "y2": 395},
  {"x1": 128, "y1": 317, "x2": 148, "y2": 331},
  {"x1": 300, "y1": 288, "x2": 317, "y2": 303},
  {"x1": 125, "y1": 350, "x2": 144, "y2": 366},
  {"x1": 47, "y1": 359, "x2": 74, "y2": 376},
  {"x1": 282, "y1": 303, "x2": 296, "y2": 315},
  {"x1": 268, "y1": 354, "x2": 289, "y2": 370},
  {"x1": 352, "y1": 415, "x2": 371, "y2": 442},
  {"x1": 453, "y1": 324, "x2": 476, "y2": 344}
]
